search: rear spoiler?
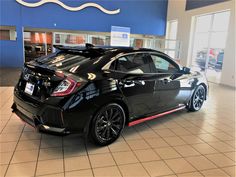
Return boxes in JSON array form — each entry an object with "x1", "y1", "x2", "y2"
[
  {"x1": 53, "y1": 43, "x2": 105, "y2": 57},
  {"x1": 24, "y1": 63, "x2": 55, "y2": 76},
  {"x1": 53, "y1": 43, "x2": 97, "y2": 51}
]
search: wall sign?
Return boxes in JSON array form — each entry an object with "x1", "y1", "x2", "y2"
[
  {"x1": 16, "y1": 0, "x2": 120, "y2": 15},
  {"x1": 110, "y1": 26, "x2": 130, "y2": 47}
]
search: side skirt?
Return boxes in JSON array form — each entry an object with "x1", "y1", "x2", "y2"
[{"x1": 128, "y1": 105, "x2": 186, "y2": 126}]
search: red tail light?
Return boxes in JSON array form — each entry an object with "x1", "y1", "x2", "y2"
[{"x1": 51, "y1": 77, "x2": 81, "y2": 97}]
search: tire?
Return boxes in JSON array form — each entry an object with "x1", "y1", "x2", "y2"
[
  {"x1": 90, "y1": 103, "x2": 125, "y2": 146},
  {"x1": 187, "y1": 85, "x2": 206, "y2": 112}
]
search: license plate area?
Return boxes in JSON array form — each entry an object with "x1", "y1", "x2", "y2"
[{"x1": 24, "y1": 82, "x2": 35, "y2": 95}]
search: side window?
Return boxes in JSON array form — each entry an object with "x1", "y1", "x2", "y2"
[
  {"x1": 115, "y1": 54, "x2": 152, "y2": 74},
  {"x1": 150, "y1": 55, "x2": 179, "y2": 73}
]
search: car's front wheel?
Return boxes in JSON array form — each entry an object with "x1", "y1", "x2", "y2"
[
  {"x1": 90, "y1": 103, "x2": 125, "y2": 146},
  {"x1": 187, "y1": 85, "x2": 206, "y2": 111}
]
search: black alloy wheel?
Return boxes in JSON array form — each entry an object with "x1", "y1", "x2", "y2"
[
  {"x1": 188, "y1": 85, "x2": 206, "y2": 111},
  {"x1": 90, "y1": 103, "x2": 125, "y2": 146}
]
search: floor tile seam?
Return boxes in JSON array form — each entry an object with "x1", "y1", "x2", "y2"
[
  {"x1": 0, "y1": 115, "x2": 12, "y2": 134},
  {"x1": 197, "y1": 138, "x2": 235, "y2": 155},
  {"x1": 107, "y1": 140, "x2": 127, "y2": 177},
  {"x1": 57, "y1": 152, "x2": 228, "y2": 164},
  {"x1": 145, "y1": 122, "x2": 203, "y2": 175},
  {"x1": 145, "y1": 121, "x2": 187, "y2": 157},
  {"x1": 62, "y1": 137, "x2": 66, "y2": 177},
  {"x1": 3, "y1": 123, "x2": 25, "y2": 177},
  {"x1": 0, "y1": 95, "x2": 13, "y2": 109},
  {"x1": 188, "y1": 143, "x2": 236, "y2": 162},
  {"x1": 174, "y1": 165, "x2": 232, "y2": 177},
  {"x1": 208, "y1": 132, "x2": 235, "y2": 141},
  {"x1": 182, "y1": 161, "x2": 217, "y2": 176},
  {"x1": 195, "y1": 122, "x2": 235, "y2": 136},
  {"x1": 121, "y1": 131, "x2": 154, "y2": 177},
  {"x1": 33, "y1": 133, "x2": 43, "y2": 177},
  {"x1": 200, "y1": 151, "x2": 236, "y2": 169},
  {"x1": 35, "y1": 171, "x2": 64, "y2": 177},
  {"x1": 137, "y1": 123, "x2": 182, "y2": 176},
  {"x1": 84, "y1": 140, "x2": 95, "y2": 177}
]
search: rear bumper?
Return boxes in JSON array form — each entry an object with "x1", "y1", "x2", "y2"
[
  {"x1": 12, "y1": 91, "x2": 70, "y2": 135},
  {"x1": 12, "y1": 86, "x2": 99, "y2": 135},
  {"x1": 13, "y1": 106, "x2": 69, "y2": 134}
]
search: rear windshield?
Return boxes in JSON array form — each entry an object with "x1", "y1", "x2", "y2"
[{"x1": 37, "y1": 52, "x2": 91, "y2": 71}]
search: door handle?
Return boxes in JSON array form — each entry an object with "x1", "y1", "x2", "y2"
[
  {"x1": 119, "y1": 80, "x2": 145, "y2": 87},
  {"x1": 124, "y1": 80, "x2": 134, "y2": 86},
  {"x1": 134, "y1": 80, "x2": 145, "y2": 85},
  {"x1": 118, "y1": 80, "x2": 134, "y2": 86},
  {"x1": 161, "y1": 79, "x2": 169, "y2": 84}
]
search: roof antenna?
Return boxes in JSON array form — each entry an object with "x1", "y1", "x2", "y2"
[{"x1": 85, "y1": 43, "x2": 94, "y2": 49}]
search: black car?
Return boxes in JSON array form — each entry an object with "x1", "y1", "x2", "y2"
[{"x1": 12, "y1": 44, "x2": 208, "y2": 145}]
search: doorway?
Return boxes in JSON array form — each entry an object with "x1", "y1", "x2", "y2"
[{"x1": 191, "y1": 10, "x2": 230, "y2": 83}]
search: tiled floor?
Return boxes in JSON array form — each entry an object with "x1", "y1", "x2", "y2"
[{"x1": 0, "y1": 84, "x2": 235, "y2": 177}]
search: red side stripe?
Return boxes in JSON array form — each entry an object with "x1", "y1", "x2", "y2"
[{"x1": 128, "y1": 106, "x2": 186, "y2": 126}]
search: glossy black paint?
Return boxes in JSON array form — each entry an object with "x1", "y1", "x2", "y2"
[{"x1": 12, "y1": 46, "x2": 208, "y2": 135}]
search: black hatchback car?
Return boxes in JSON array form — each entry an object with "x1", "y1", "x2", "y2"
[{"x1": 12, "y1": 44, "x2": 208, "y2": 145}]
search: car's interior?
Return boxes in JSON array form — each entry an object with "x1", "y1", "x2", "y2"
[{"x1": 114, "y1": 54, "x2": 179, "y2": 74}]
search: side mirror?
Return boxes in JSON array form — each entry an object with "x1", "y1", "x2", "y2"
[{"x1": 182, "y1": 67, "x2": 191, "y2": 74}]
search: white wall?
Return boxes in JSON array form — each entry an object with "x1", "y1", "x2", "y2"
[{"x1": 167, "y1": 0, "x2": 235, "y2": 87}]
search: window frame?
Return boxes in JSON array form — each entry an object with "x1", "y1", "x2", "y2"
[{"x1": 104, "y1": 51, "x2": 181, "y2": 75}]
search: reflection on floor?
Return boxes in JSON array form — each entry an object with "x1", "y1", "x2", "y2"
[{"x1": 0, "y1": 83, "x2": 235, "y2": 177}]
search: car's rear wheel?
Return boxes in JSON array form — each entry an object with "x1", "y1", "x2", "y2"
[
  {"x1": 90, "y1": 103, "x2": 125, "y2": 146},
  {"x1": 188, "y1": 85, "x2": 206, "y2": 111}
]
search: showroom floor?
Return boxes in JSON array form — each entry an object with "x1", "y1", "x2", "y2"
[{"x1": 0, "y1": 84, "x2": 235, "y2": 177}]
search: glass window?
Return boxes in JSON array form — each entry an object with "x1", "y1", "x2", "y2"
[
  {"x1": 88, "y1": 35, "x2": 110, "y2": 46},
  {"x1": 166, "y1": 20, "x2": 178, "y2": 40},
  {"x1": 53, "y1": 32, "x2": 86, "y2": 46},
  {"x1": 165, "y1": 20, "x2": 179, "y2": 60},
  {"x1": 191, "y1": 10, "x2": 230, "y2": 83},
  {"x1": 210, "y1": 32, "x2": 228, "y2": 48},
  {"x1": 24, "y1": 31, "x2": 53, "y2": 62},
  {"x1": 151, "y1": 55, "x2": 179, "y2": 73},
  {"x1": 0, "y1": 26, "x2": 16, "y2": 41},
  {"x1": 130, "y1": 39, "x2": 144, "y2": 48},
  {"x1": 195, "y1": 15, "x2": 212, "y2": 33},
  {"x1": 115, "y1": 54, "x2": 152, "y2": 73},
  {"x1": 212, "y1": 11, "x2": 230, "y2": 31}
]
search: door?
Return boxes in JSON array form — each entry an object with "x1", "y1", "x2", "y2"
[
  {"x1": 113, "y1": 53, "x2": 156, "y2": 119},
  {"x1": 150, "y1": 54, "x2": 191, "y2": 112},
  {"x1": 191, "y1": 11, "x2": 230, "y2": 83}
]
